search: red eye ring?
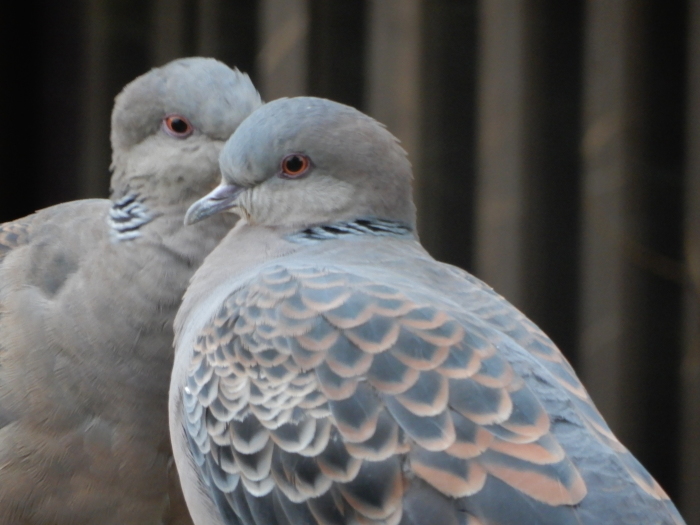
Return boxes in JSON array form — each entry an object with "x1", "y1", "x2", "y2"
[
  {"x1": 163, "y1": 114, "x2": 194, "y2": 138},
  {"x1": 280, "y1": 154, "x2": 311, "y2": 178}
]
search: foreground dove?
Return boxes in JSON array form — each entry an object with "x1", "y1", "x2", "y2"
[
  {"x1": 171, "y1": 97, "x2": 685, "y2": 525},
  {"x1": 0, "y1": 58, "x2": 262, "y2": 524}
]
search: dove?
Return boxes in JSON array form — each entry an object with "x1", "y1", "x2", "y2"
[
  {"x1": 0, "y1": 57, "x2": 261, "y2": 525},
  {"x1": 171, "y1": 97, "x2": 685, "y2": 525}
]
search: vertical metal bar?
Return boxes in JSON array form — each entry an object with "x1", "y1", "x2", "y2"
[
  {"x1": 257, "y1": 0, "x2": 309, "y2": 100},
  {"x1": 365, "y1": 0, "x2": 423, "y2": 202},
  {"x1": 417, "y1": 0, "x2": 477, "y2": 269},
  {"x1": 579, "y1": 0, "x2": 638, "y2": 443},
  {"x1": 579, "y1": 0, "x2": 630, "y2": 440},
  {"x1": 473, "y1": 0, "x2": 527, "y2": 307},
  {"x1": 681, "y1": 0, "x2": 700, "y2": 518},
  {"x1": 581, "y1": 0, "x2": 686, "y2": 497},
  {"x1": 474, "y1": 0, "x2": 584, "y2": 361}
]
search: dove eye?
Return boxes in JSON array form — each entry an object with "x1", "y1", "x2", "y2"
[
  {"x1": 163, "y1": 115, "x2": 194, "y2": 138},
  {"x1": 280, "y1": 154, "x2": 311, "y2": 178}
]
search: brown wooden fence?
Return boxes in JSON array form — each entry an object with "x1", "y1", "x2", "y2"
[{"x1": 0, "y1": 1, "x2": 697, "y2": 521}]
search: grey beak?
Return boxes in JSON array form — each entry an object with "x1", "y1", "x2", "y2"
[{"x1": 185, "y1": 183, "x2": 244, "y2": 225}]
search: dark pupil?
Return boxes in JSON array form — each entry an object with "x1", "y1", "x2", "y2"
[
  {"x1": 286, "y1": 156, "x2": 304, "y2": 173},
  {"x1": 171, "y1": 118, "x2": 188, "y2": 133}
]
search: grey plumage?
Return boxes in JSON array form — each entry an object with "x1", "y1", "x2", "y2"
[
  {"x1": 0, "y1": 57, "x2": 261, "y2": 524},
  {"x1": 171, "y1": 97, "x2": 685, "y2": 525}
]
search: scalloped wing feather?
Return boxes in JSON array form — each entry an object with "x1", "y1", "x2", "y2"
[{"x1": 182, "y1": 263, "x2": 675, "y2": 525}]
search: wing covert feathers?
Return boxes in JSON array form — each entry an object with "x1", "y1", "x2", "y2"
[{"x1": 182, "y1": 264, "x2": 669, "y2": 524}]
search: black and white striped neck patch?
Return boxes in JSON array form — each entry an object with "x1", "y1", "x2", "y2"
[
  {"x1": 109, "y1": 194, "x2": 154, "y2": 242},
  {"x1": 288, "y1": 218, "x2": 413, "y2": 243}
]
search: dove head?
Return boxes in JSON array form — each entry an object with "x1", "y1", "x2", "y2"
[
  {"x1": 110, "y1": 57, "x2": 262, "y2": 207},
  {"x1": 186, "y1": 97, "x2": 416, "y2": 229}
]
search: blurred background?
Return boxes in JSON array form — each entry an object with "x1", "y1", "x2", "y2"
[{"x1": 0, "y1": 0, "x2": 697, "y2": 520}]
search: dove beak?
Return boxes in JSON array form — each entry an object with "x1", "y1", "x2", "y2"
[{"x1": 185, "y1": 183, "x2": 244, "y2": 225}]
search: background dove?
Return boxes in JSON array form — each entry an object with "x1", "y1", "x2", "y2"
[
  {"x1": 0, "y1": 57, "x2": 261, "y2": 524},
  {"x1": 171, "y1": 97, "x2": 685, "y2": 525}
]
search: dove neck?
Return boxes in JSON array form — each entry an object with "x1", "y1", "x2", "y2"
[
  {"x1": 286, "y1": 217, "x2": 414, "y2": 243},
  {"x1": 175, "y1": 217, "x2": 422, "y2": 347},
  {"x1": 176, "y1": 221, "x2": 305, "y2": 340},
  {"x1": 213, "y1": 216, "x2": 417, "y2": 270}
]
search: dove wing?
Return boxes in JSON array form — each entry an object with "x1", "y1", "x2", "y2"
[{"x1": 181, "y1": 263, "x2": 613, "y2": 525}]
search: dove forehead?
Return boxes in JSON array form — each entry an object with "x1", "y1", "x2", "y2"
[
  {"x1": 220, "y1": 96, "x2": 405, "y2": 185},
  {"x1": 112, "y1": 57, "x2": 262, "y2": 150}
]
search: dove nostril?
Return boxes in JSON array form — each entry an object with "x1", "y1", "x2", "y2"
[
  {"x1": 280, "y1": 154, "x2": 310, "y2": 178},
  {"x1": 163, "y1": 115, "x2": 194, "y2": 138}
]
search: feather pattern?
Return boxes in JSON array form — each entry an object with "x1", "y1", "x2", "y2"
[
  {"x1": 287, "y1": 218, "x2": 413, "y2": 244},
  {"x1": 108, "y1": 193, "x2": 155, "y2": 242},
  {"x1": 180, "y1": 253, "x2": 682, "y2": 525}
]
